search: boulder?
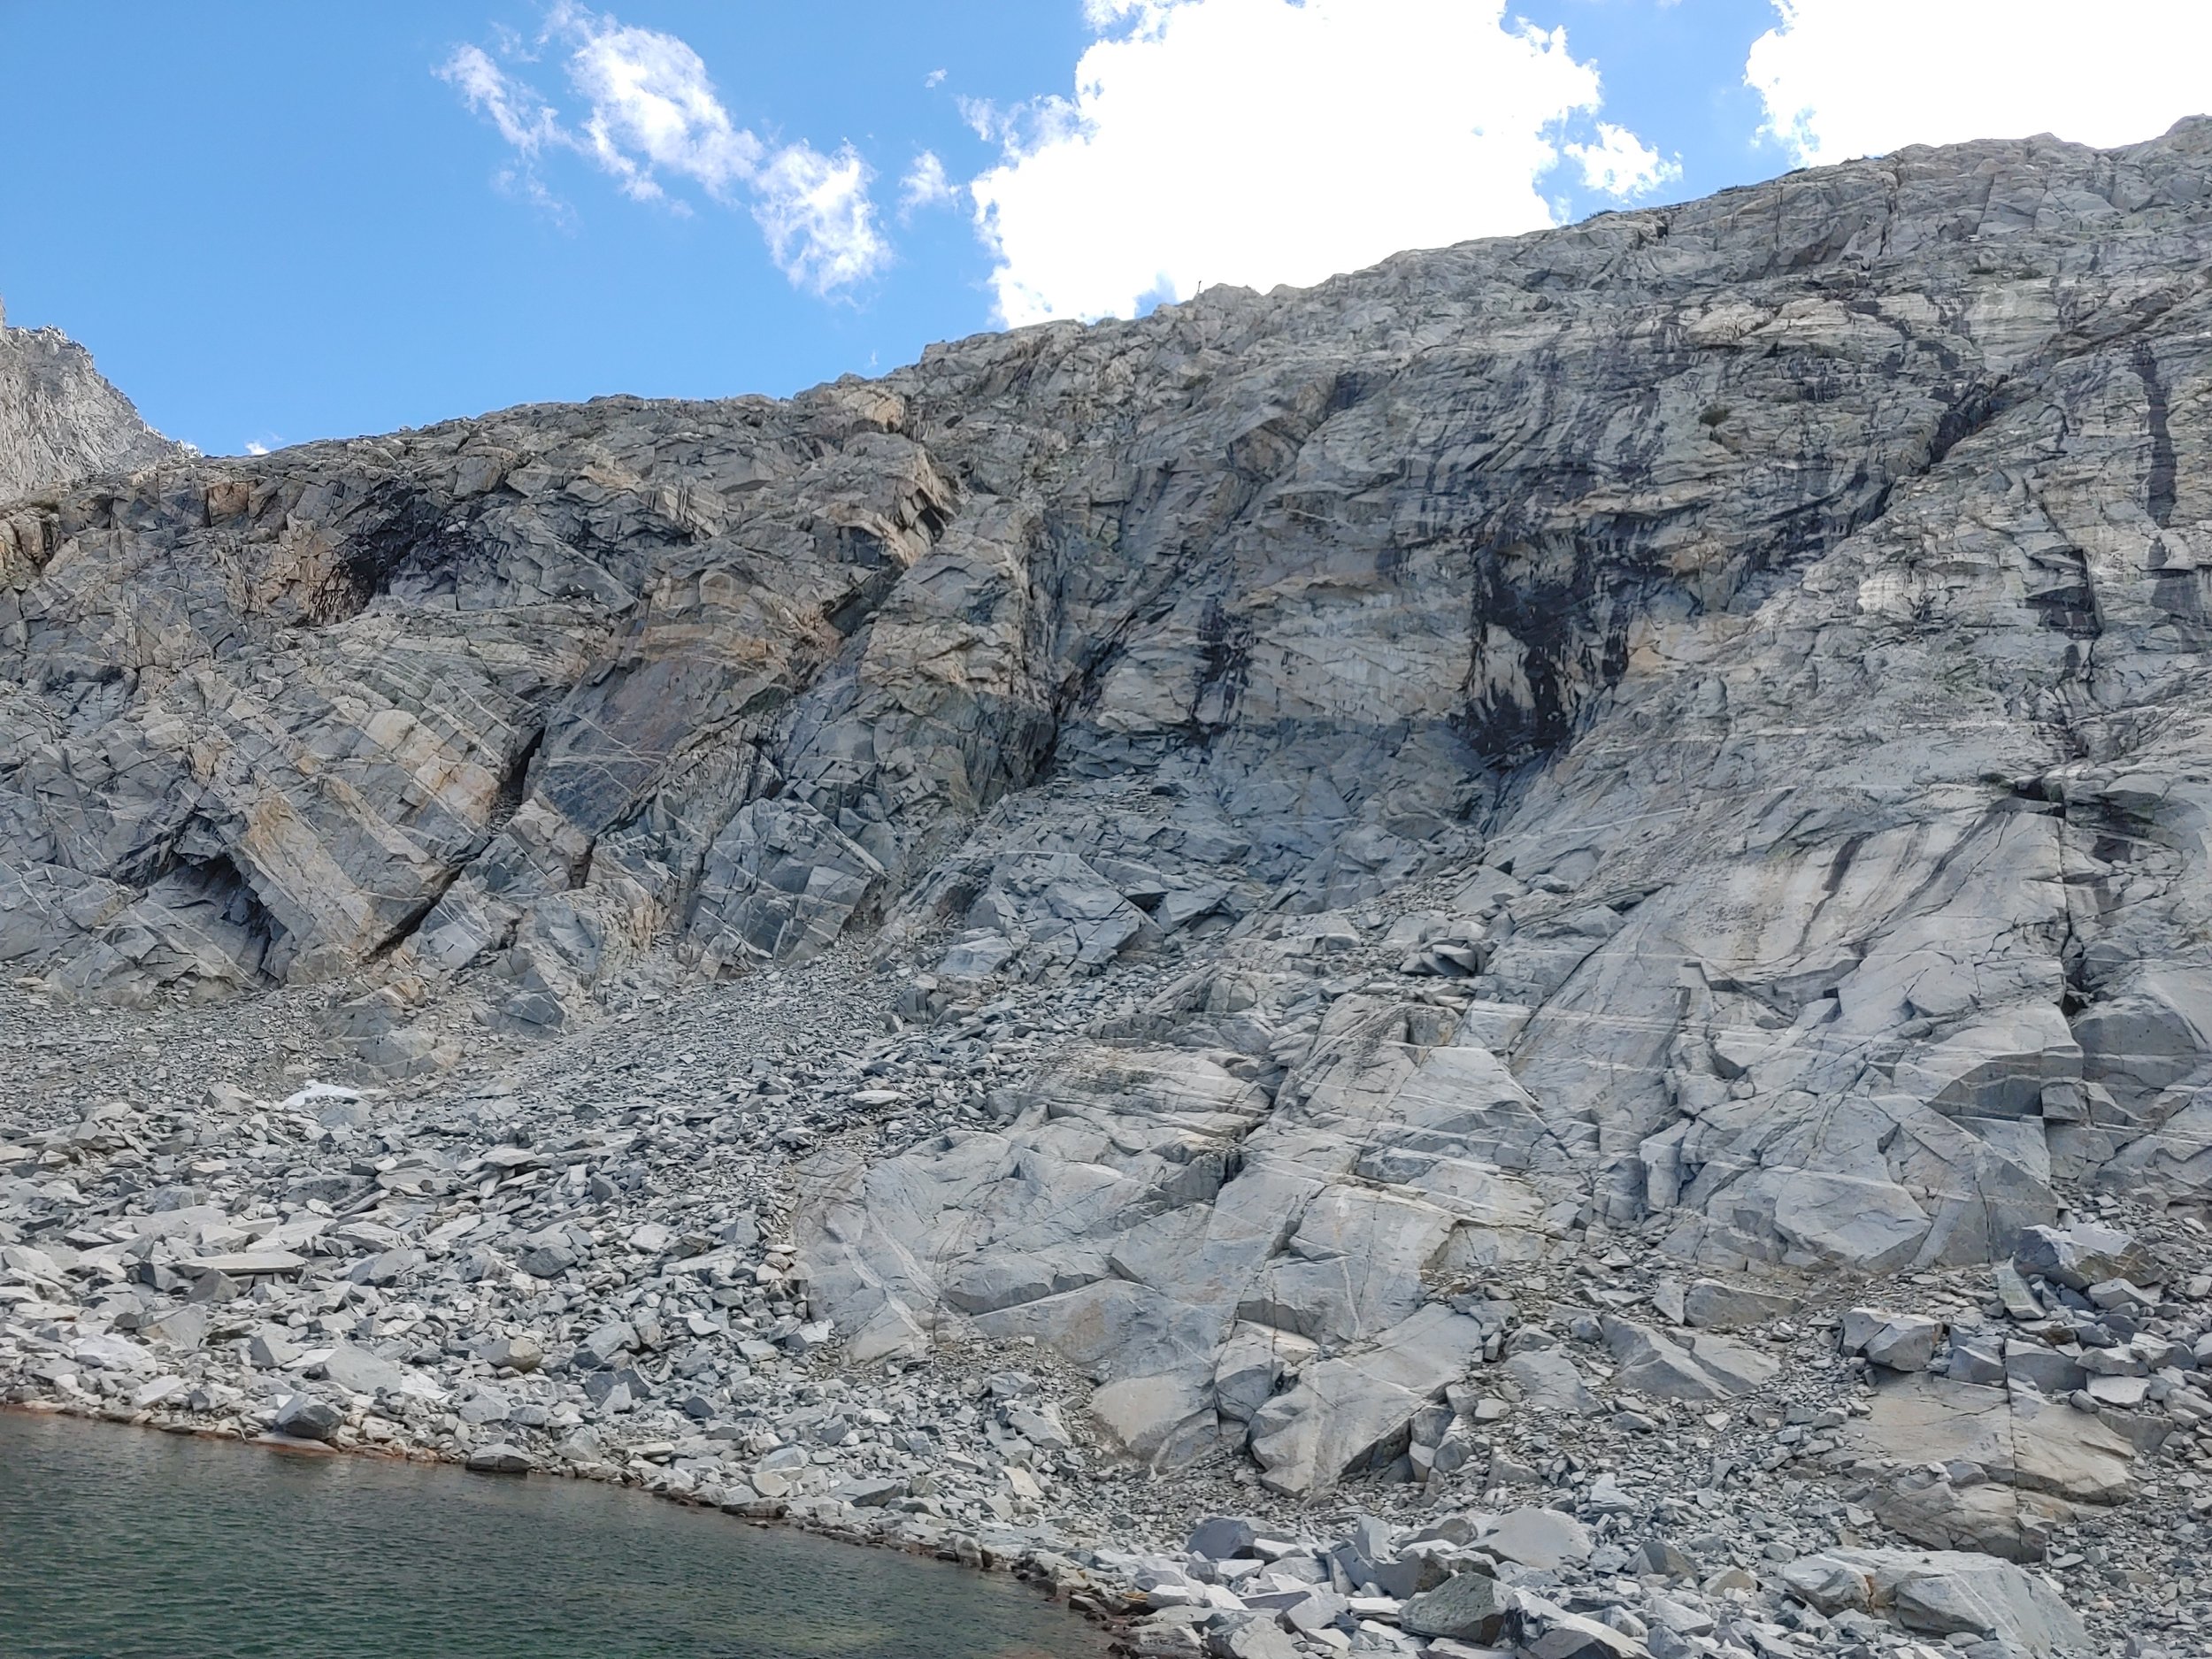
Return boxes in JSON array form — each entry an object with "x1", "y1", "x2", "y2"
[
  {"x1": 457, "y1": 1386, "x2": 511, "y2": 1425},
  {"x1": 1187, "y1": 1517, "x2": 1262, "y2": 1560},
  {"x1": 70, "y1": 1333, "x2": 152, "y2": 1373},
  {"x1": 2012, "y1": 1224, "x2": 2162, "y2": 1292},
  {"x1": 1781, "y1": 1555, "x2": 1870, "y2": 1612},
  {"x1": 1486, "y1": 1506, "x2": 1594, "y2": 1571},
  {"x1": 575, "y1": 1320, "x2": 638, "y2": 1369},
  {"x1": 1212, "y1": 1325, "x2": 1315, "y2": 1424},
  {"x1": 142, "y1": 1306, "x2": 211, "y2": 1352},
  {"x1": 1841, "y1": 1308, "x2": 1944, "y2": 1371},
  {"x1": 1201, "y1": 1614, "x2": 1302, "y2": 1659},
  {"x1": 1599, "y1": 1316, "x2": 1777, "y2": 1401},
  {"x1": 2004, "y1": 1340, "x2": 2088, "y2": 1397},
  {"x1": 1868, "y1": 1472, "x2": 2071, "y2": 1563},
  {"x1": 1090, "y1": 1372, "x2": 1218, "y2": 1470},
  {"x1": 465, "y1": 1442, "x2": 534, "y2": 1475},
  {"x1": 246, "y1": 1330, "x2": 297, "y2": 1370},
  {"x1": 1841, "y1": 1371, "x2": 2138, "y2": 1540},
  {"x1": 319, "y1": 1342, "x2": 409, "y2": 1397},
  {"x1": 1398, "y1": 1571, "x2": 1517, "y2": 1645},
  {"x1": 273, "y1": 1395, "x2": 342, "y2": 1440},
  {"x1": 1944, "y1": 1331, "x2": 2007, "y2": 1386},
  {"x1": 1817, "y1": 1548, "x2": 2087, "y2": 1655},
  {"x1": 481, "y1": 1334, "x2": 543, "y2": 1373},
  {"x1": 1248, "y1": 1306, "x2": 1487, "y2": 1497},
  {"x1": 1515, "y1": 1593, "x2": 1650, "y2": 1659},
  {"x1": 1500, "y1": 1348, "x2": 1601, "y2": 1415},
  {"x1": 177, "y1": 1251, "x2": 306, "y2": 1278},
  {"x1": 1679, "y1": 1279, "x2": 1797, "y2": 1331},
  {"x1": 833, "y1": 1477, "x2": 906, "y2": 1507}
]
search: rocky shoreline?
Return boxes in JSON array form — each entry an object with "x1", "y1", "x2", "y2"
[
  {"x1": 6, "y1": 951, "x2": 2212, "y2": 1659},
  {"x1": 0, "y1": 1398, "x2": 1136, "y2": 1643}
]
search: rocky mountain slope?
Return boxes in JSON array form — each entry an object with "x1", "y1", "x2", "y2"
[
  {"x1": 8, "y1": 120, "x2": 2212, "y2": 1659},
  {"x1": 0, "y1": 313, "x2": 179, "y2": 503}
]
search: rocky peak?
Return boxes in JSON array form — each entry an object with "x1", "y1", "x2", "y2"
[{"x1": 0, "y1": 314, "x2": 180, "y2": 504}]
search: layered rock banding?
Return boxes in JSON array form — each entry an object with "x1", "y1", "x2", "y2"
[{"x1": 10, "y1": 119, "x2": 2212, "y2": 1656}]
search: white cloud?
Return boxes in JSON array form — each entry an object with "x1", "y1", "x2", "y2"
[
  {"x1": 439, "y1": 5, "x2": 889, "y2": 295},
  {"x1": 438, "y1": 45, "x2": 563, "y2": 156},
  {"x1": 924, "y1": 67, "x2": 947, "y2": 88},
  {"x1": 557, "y1": 5, "x2": 762, "y2": 202},
  {"x1": 754, "y1": 142, "x2": 887, "y2": 291},
  {"x1": 967, "y1": 0, "x2": 1661, "y2": 327},
  {"x1": 1747, "y1": 0, "x2": 2212, "y2": 165},
  {"x1": 899, "y1": 150, "x2": 958, "y2": 219},
  {"x1": 955, "y1": 95, "x2": 1002, "y2": 143},
  {"x1": 1565, "y1": 122, "x2": 1679, "y2": 200},
  {"x1": 243, "y1": 441, "x2": 270, "y2": 457}
]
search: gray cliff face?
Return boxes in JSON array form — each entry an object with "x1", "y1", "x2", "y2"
[
  {"x1": 0, "y1": 322, "x2": 178, "y2": 503},
  {"x1": 9, "y1": 122, "x2": 2212, "y2": 1494}
]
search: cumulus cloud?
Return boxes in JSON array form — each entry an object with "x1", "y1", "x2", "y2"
[
  {"x1": 439, "y1": 5, "x2": 887, "y2": 295},
  {"x1": 1565, "y1": 122, "x2": 1679, "y2": 200},
  {"x1": 967, "y1": 0, "x2": 1662, "y2": 327},
  {"x1": 1747, "y1": 0, "x2": 2212, "y2": 165}
]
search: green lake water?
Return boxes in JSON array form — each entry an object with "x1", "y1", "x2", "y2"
[{"x1": 0, "y1": 1410, "x2": 1106, "y2": 1658}]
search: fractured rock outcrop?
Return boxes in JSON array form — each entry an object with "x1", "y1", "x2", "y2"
[
  {"x1": 12, "y1": 122, "x2": 2212, "y2": 1506},
  {"x1": 0, "y1": 319, "x2": 178, "y2": 503}
]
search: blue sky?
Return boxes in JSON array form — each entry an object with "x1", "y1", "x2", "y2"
[{"x1": 3, "y1": 2, "x2": 2205, "y2": 457}]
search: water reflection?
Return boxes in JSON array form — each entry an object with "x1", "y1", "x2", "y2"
[{"x1": 0, "y1": 1410, "x2": 1103, "y2": 1659}]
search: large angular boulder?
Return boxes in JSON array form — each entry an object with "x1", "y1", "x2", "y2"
[
  {"x1": 2010, "y1": 1223, "x2": 2163, "y2": 1292},
  {"x1": 1500, "y1": 1348, "x2": 1601, "y2": 1415},
  {"x1": 1599, "y1": 1315, "x2": 1778, "y2": 1401},
  {"x1": 1804, "y1": 1548, "x2": 2088, "y2": 1655},
  {"x1": 1680, "y1": 1279, "x2": 1797, "y2": 1331},
  {"x1": 273, "y1": 1395, "x2": 342, "y2": 1440},
  {"x1": 1248, "y1": 1306, "x2": 1487, "y2": 1496},
  {"x1": 1840, "y1": 1308, "x2": 1944, "y2": 1371},
  {"x1": 1398, "y1": 1571, "x2": 1517, "y2": 1645},
  {"x1": 1486, "y1": 1507, "x2": 1594, "y2": 1571},
  {"x1": 1089, "y1": 1372, "x2": 1219, "y2": 1470}
]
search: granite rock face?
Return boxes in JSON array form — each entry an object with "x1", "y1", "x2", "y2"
[
  {"x1": 0, "y1": 319, "x2": 179, "y2": 503},
  {"x1": 11, "y1": 123, "x2": 2212, "y2": 1504}
]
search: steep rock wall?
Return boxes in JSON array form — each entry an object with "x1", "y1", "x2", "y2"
[{"x1": 9, "y1": 122, "x2": 2212, "y2": 1484}]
